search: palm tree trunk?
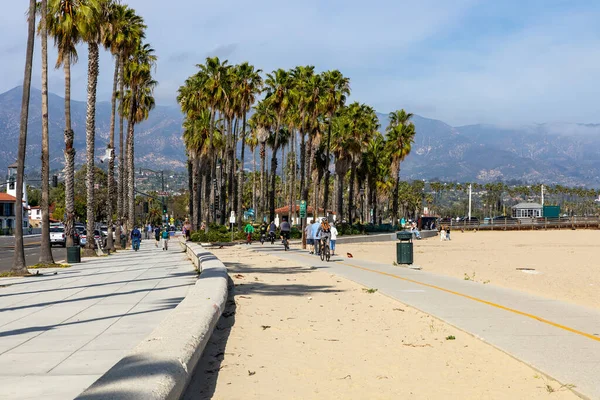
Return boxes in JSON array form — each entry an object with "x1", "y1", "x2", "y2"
[
  {"x1": 127, "y1": 87, "x2": 137, "y2": 239},
  {"x1": 12, "y1": 0, "x2": 36, "y2": 273},
  {"x1": 336, "y1": 170, "x2": 344, "y2": 222},
  {"x1": 260, "y1": 141, "x2": 266, "y2": 222},
  {"x1": 348, "y1": 165, "x2": 356, "y2": 224},
  {"x1": 115, "y1": 55, "x2": 125, "y2": 249},
  {"x1": 269, "y1": 127, "x2": 280, "y2": 222},
  {"x1": 299, "y1": 131, "x2": 306, "y2": 248},
  {"x1": 203, "y1": 165, "x2": 210, "y2": 229},
  {"x1": 63, "y1": 56, "x2": 76, "y2": 249},
  {"x1": 39, "y1": 0, "x2": 54, "y2": 265},
  {"x1": 229, "y1": 118, "x2": 237, "y2": 218},
  {"x1": 192, "y1": 156, "x2": 199, "y2": 231},
  {"x1": 288, "y1": 135, "x2": 296, "y2": 224},
  {"x1": 393, "y1": 165, "x2": 401, "y2": 225},
  {"x1": 322, "y1": 118, "x2": 333, "y2": 216},
  {"x1": 208, "y1": 107, "x2": 217, "y2": 229},
  {"x1": 252, "y1": 146, "x2": 257, "y2": 219},
  {"x1": 106, "y1": 57, "x2": 118, "y2": 252},
  {"x1": 84, "y1": 43, "x2": 100, "y2": 254},
  {"x1": 237, "y1": 112, "x2": 247, "y2": 230}
]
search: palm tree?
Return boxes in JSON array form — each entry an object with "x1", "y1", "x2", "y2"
[
  {"x1": 38, "y1": 0, "x2": 54, "y2": 265},
  {"x1": 246, "y1": 133, "x2": 259, "y2": 219},
  {"x1": 250, "y1": 100, "x2": 274, "y2": 222},
  {"x1": 264, "y1": 69, "x2": 292, "y2": 221},
  {"x1": 12, "y1": 0, "x2": 37, "y2": 274},
  {"x1": 234, "y1": 63, "x2": 263, "y2": 230},
  {"x1": 123, "y1": 43, "x2": 157, "y2": 235},
  {"x1": 83, "y1": 0, "x2": 107, "y2": 255},
  {"x1": 47, "y1": 0, "x2": 89, "y2": 248},
  {"x1": 104, "y1": 3, "x2": 145, "y2": 251},
  {"x1": 320, "y1": 70, "x2": 350, "y2": 215},
  {"x1": 386, "y1": 109, "x2": 415, "y2": 224},
  {"x1": 196, "y1": 57, "x2": 229, "y2": 227}
]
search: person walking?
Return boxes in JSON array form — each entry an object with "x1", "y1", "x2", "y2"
[
  {"x1": 311, "y1": 219, "x2": 322, "y2": 255},
  {"x1": 154, "y1": 225, "x2": 161, "y2": 247},
  {"x1": 330, "y1": 222, "x2": 338, "y2": 256},
  {"x1": 183, "y1": 220, "x2": 192, "y2": 242},
  {"x1": 305, "y1": 220, "x2": 314, "y2": 254},
  {"x1": 161, "y1": 226, "x2": 170, "y2": 250},
  {"x1": 446, "y1": 225, "x2": 451, "y2": 241}
]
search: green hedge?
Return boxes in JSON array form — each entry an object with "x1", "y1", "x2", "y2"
[{"x1": 190, "y1": 224, "x2": 302, "y2": 243}]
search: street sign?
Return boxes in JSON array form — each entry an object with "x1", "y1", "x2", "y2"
[
  {"x1": 299, "y1": 200, "x2": 307, "y2": 218},
  {"x1": 229, "y1": 211, "x2": 236, "y2": 224}
]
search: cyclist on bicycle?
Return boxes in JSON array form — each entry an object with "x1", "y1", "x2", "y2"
[
  {"x1": 268, "y1": 220, "x2": 277, "y2": 242},
  {"x1": 318, "y1": 218, "x2": 331, "y2": 251},
  {"x1": 279, "y1": 216, "x2": 291, "y2": 243},
  {"x1": 259, "y1": 221, "x2": 268, "y2": 242},
  {"x1": 244, "y1": 222, "x2": 255, "y2": 244}
]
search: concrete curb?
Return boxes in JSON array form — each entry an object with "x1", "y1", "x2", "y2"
[{"x1": 76, "y1": 242, "x2": 229, "y2": 400}]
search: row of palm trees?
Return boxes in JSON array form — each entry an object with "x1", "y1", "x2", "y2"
[
  {"x1": 178, "y1": 60, "x2": 418, "y2": 237},
  {"x1": 12, "y1": 0, "x2": 157, "y2": 274}
]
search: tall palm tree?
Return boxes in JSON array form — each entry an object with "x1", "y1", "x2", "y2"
[
  {"x1": 38, "y1": 0, "x2": 54, "y2": 265},
  {"x1": 47, "y1": 0, "x2": 90, "y2": 248},
  {"x1": 386, "y1": 109, "x2": 415, "y2": 224},
  {"x1": 234, "y1": 63, "x2": 263, "y2": 230},
  {"x1": 112, "y1": 5, "x2": 145, "y2": 248},
  {"x1": 104, "y1": 2, "x2": 144, "y2": 251},
  {"x1": 196, "y1": 57, "x2": 229, "y2": 227},
  {"x1": 264, "y1": 68, "x2": 292, "y2": 221},
  {"x1": 123, "y1": 43, "x2": 157, "y2": 235},
  {"x1": 83, "y1": 0, "x2": 107, "y2": 255},
  {"x1": 245, "y1": 133, "x2": 259, "y2": 219},
  {"x1": 12, "y1": 0, "x2": 37, "y2": 274},
  {"x1": 249, "y1": 100, "x2": 274, "y2": 222},
  {"x1": 320, "y1": 70, "x2": 350, "y2": 216}
]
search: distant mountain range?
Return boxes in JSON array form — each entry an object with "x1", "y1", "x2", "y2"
[{"x1": 2, "y1": 86, "x2": 600, "y2": 186}]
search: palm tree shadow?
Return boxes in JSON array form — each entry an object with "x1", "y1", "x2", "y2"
[{"x1": 182, "y1": 277, "x2": 236, "y2": 400}]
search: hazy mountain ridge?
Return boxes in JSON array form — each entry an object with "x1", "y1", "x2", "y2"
[{"x1": 2, "y1": 86, "x2": 600, "y2": 186}]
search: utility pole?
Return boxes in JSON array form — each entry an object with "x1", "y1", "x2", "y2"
[
  {"x1": 541, "y1": 184, "x2": 545, "y2": 206},
  {"x1": 468, "y1": 184, "x2": 472, "y2": 219}
]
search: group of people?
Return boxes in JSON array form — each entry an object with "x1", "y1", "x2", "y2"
[
  {"x1": 305, "y1": 218, "x2": 338, "y2": 256},
  {"x1": 248, "y1": 217, "x2": 292, "y2": 244},
  {"x1": 129, "y1": 224, "x2": 171, "y2": 250},
  {"x1": 440, "y1": 225, "x2": 451, "y2": 241}
]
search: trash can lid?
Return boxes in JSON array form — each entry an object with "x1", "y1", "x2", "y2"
[{"x1": 396, "y1": 231, "x2": 413, "y2": 241}]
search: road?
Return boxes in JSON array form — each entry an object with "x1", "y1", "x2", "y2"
[{"x1": 0, "y1": 235, "x2": 66, "y2": 271}]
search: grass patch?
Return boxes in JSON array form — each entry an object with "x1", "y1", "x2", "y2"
[
  {"x1": 445, "y1": 335, "x2": 456, "y2": 340},
  {"x1": 362, "y1": 288, "x2": 378, "y2": 294},
  {"x1": 28, "y1": 263, "x2": 70, "y2": 269},
  {"x1": 0, "y1": 271, "x2": 33, "y2": 278}
]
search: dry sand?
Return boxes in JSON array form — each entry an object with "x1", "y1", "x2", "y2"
[
  {"x1": 183, "y1": 245, "x2": 577, "y2": 400},
  {"x1": 340, "y1": 230, "x2": 600, "y2": 310}
]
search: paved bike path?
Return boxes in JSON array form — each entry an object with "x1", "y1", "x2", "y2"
[{"x1": 248, "y1": 244, "x2": 600, "y2": 399}]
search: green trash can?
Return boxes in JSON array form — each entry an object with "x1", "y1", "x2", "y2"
[
  {"x1": 66, "y1": 246, "x2": 81, "y2": 263},
  {"x1": 396, "y1": 231, "x2": 413, "y2": 265}
]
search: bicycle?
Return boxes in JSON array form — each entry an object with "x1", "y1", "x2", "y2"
[
  {"x1": 320, "y1": 237, "x2": 331, "y2": 262},
  {"x1": 281, "y1": 232, "x2": 290, "y2": 251}
]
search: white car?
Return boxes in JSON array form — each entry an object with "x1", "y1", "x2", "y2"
[{"x1": 50, "y1": 227, "x2": 66, "y2": 247}]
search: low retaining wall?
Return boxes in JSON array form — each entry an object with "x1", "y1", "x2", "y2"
[
  {"x1": 335, "y1": 230, "x2": 437, "y2": 244},
  {"x1": 76, "y1": 242, "x2": 229, "y2": 400}
]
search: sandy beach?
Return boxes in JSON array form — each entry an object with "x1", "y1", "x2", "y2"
[
  {"x1": 339, "y1": 230, "x2": 600, "y2": 310},
  {"x1": 184, "y1": 245, "x2": 577, "y2": 400}
]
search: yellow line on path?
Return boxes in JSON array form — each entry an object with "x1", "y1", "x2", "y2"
[{"x1": 296, "y1": 252, "x2": 600, "y2": 343}]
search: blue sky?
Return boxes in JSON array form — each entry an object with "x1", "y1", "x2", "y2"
[{"x1": 1, "y1": 0, "x2": 599, "y2": 125}]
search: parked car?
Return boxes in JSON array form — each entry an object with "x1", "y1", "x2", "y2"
[
  {"x1": 459, "y1": 216, "x2": 480, "y2": 224},
  {"x1": 492, "y1": 215, "x2": 517, "y2": 222},
  {"x1": 50, "y1": 227, "x2": 66, "y2": 247},
  {"x1": 79, "y1": 230, "x2": 87, "y2": 247}
]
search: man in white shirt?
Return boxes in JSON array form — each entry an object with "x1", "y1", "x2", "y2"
[{"x1": 330, "y1": 222, "x2": 338, "y2": 256}]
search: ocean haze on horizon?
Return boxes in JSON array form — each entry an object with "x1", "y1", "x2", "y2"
[{"x1": 1, "y1": 0, "x2": 600, "y2": 127}]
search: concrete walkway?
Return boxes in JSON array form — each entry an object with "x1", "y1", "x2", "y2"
[
  {"x1": 0, "y1": 240, "x2": 196, "y2": 400},
  {"x1": 250, "y1": 244, "x2": 600, "y2": 399}
]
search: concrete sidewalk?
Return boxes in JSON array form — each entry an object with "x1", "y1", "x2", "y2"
[
  {"x1": 250, "y1": 244, "x2": 600, "y2": 399},
  {"x1": 0, "y1": 240, "x2": 196, "y2": 400}
]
